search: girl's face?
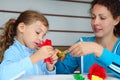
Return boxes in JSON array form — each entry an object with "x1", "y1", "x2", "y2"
[
  {"x1": 18, "y1": 21, "x2": 48, "y2": 50},
  {"x1": 91, "y1": 4, "x2": 118, "y2": 38}
]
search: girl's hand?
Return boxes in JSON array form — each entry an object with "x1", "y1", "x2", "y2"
[
  {"x1": 30, "y1": 46, "x2": 54, "y2": 64},
  {"x1": 37, "y1": 46, "x2": 54, "y2": 60},
  {"x1": 68, "y1": 42, "x2": 103, "y2": 57},
  {"x1": 46, "y1": 49, "x2": 59, "y2": 71}
]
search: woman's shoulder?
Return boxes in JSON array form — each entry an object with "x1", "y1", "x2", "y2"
[
  {"x1": 118, "y1": 37, "x2": 120, "y2": 41},
  {"x1": 115, "y1": 37, "x2": 120, "y2": 46}
]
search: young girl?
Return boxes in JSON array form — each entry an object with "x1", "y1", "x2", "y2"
[
  {"x1": 0, "y1": 10, "x2": 58, "y2": 80},
  {"x1": 56, "y1": 0, "x2": 120, "y2": 78}
]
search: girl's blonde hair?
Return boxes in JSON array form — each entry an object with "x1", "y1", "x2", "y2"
[{"x1": 0, "y1": 10, "x2": 49, "y2": 63}]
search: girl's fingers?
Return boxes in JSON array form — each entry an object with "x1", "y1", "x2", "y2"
[{"x1": 51, "y1": 54, "x2": 58, "y2": 61}]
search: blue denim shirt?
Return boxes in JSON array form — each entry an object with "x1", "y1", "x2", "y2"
[{"x1": 56, "y1": 36, "x2": 120, "y2": 78}]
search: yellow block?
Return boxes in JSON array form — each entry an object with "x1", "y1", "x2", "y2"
[{"x1": 92, "y1": 75, "x2": 103, "y2": 80}]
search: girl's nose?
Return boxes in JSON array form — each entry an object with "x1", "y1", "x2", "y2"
[{"x1": 38, "y1": 35, "x2": 43, "y2": 43}]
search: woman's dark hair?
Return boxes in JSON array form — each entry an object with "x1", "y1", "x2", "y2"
[
  {"x1": 0, "y1": 10, "x2": 49, "y2": 62},
  {"x1": 90, "y1": 0, "x2": 120, "y2": 37}
]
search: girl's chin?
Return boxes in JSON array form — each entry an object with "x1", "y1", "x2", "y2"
[
  {"x1": 32, "y1": 47, "x2": 38, "y2": 50},
  {"x1": 32, "y1": 44, "x2": 39, "y2": 49},
  {"x1": 30, "y1": 46, "x2": 37, "y2": 50}
]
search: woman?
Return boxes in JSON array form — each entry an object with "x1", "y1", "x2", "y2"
[{"x1": 56, "y1": 0, "x2": 120, "y2": 78}]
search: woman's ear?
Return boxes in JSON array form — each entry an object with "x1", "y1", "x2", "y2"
[
  {"x1": 114, "y1": 16, "x2": 120, "y2": 26},
  {"x1": 17, "y1": 22, "x2": 26, "y2": 32}
]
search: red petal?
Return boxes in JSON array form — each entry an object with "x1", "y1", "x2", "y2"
[
  {"x1": 38, "y1": 39, "x2": 53, "y2": 64},
  {"x1": 88, "y1": 63, "x2": 107, "y2": 79}
]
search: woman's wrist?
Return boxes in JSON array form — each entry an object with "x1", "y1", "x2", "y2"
[{"x1": 94, "y1": 43, "x2": 104, "y2": 57}]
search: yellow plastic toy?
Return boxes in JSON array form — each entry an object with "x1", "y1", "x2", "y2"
[
  {"x1": 57, "y1": 50, "x2": 68, "y2": 61},
  {"x1": 92, "y1": 75, "x2": 103, "y2": 80}
]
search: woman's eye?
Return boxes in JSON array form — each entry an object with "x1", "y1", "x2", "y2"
[
  {"x1": 101, "y1": 17, "x2": 106, "y2": 20},
  {"x1": 91, "y1": 17, "x2": 95, "y2": 19}
]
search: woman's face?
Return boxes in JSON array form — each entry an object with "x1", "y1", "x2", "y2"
[
  {"x1": 91, "y1": 4, "x2": 118, "y2": 38},
  {"x1": 18, "y1": 21, "x2": 48, "y2": 50}
]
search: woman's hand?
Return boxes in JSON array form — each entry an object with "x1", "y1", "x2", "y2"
[{"x1": 68, "y1": 42, "x2": 104, "y2": 57}]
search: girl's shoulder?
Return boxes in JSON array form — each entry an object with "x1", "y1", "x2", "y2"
[{"x1": 4, "y1": 40, "x2": 23, "y2": 56}]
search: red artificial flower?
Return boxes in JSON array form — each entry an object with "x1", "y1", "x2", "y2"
[
  {"x1": 38, "y1": 39, "x2": 53, "y2": 64},
  {"x1": 39, "y1": 39, "x2": 52, "y2": 47},
  {"x1": 88, "y1": 63, "x2": 107, "y2": 80}
]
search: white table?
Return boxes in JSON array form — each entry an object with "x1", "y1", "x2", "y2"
[{"x1": 17, "y1": 74, "x2": 119, "y2": 80}]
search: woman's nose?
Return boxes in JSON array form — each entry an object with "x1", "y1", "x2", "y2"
[{"x1": 93, "y1": 18, "x2": 100, "y2": 26}]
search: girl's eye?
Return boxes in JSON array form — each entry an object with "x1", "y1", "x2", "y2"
[{"x1": 36, "y1": 32, "x2": 40, "y2": 34}]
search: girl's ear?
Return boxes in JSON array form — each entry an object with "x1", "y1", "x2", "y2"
[
  {"x1": 17, "y1": 22, "x2": 26, "y2": 32},
  {"x1": 114, "y1": 16, "x2": 120, "y2": 26}
]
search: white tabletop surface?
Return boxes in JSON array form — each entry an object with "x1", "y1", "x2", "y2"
[{"x1": 17, "y1": 74, "x2": 120, "y2": 80}]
